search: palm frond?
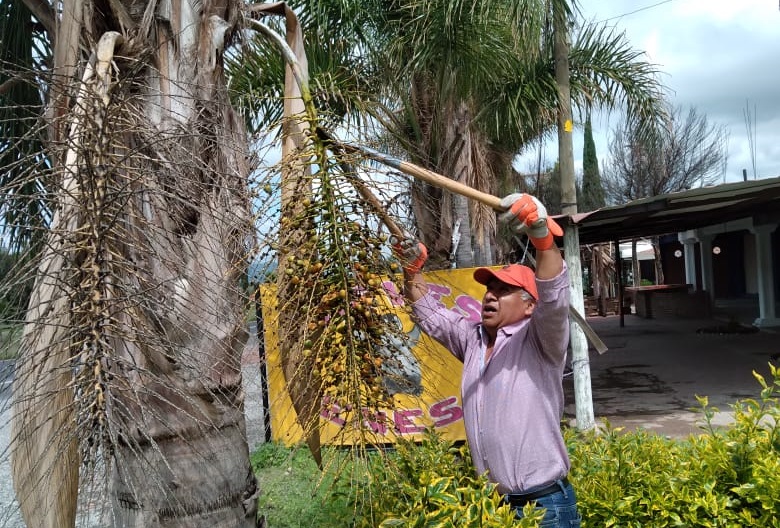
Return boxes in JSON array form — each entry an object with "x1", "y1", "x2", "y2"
[
  {"x1": 381, "y1": 0, "x2": 546, "y2": 106},
  {"x1": 229, "y1": 0, "x2": 386, "y2": 135},
  {"x1": 570, "y1": 22, "x2": 667, "y2": 125},
  {"x1": 476, "y1": 16, "x2": 668, "y2": 156},
  {"x1": 0, "y1": 0, "x2": 51, "y2": 251}
]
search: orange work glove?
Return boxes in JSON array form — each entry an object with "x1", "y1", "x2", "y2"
[
  {"x1": 498, "y1": 193, "x2": 563, "y2": 250},
  {"x1": 390, "y1": 237, "x2": 428, "y2": 274}
]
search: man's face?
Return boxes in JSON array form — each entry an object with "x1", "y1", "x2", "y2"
[{"x1": 480, "y1": 278, "x2": 536, "y2": 331}]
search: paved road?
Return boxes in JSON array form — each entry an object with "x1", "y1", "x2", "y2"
[{"x1": 563, "y1": 314, "x2": 779, "y2": 437}]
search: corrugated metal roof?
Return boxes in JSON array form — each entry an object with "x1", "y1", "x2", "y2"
[{"x1": 558, "y1": 176, "x2": 780, "y2": 244}]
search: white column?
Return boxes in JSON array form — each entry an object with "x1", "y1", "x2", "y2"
[
  {"x1": 750, "y1": 225, "x2": 780, "y2": 327},
  {"x1": 678, "y1": 230, "x2": 699, "y2": 290}
]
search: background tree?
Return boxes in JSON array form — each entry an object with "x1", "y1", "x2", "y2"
[
  {"x1": 602, "y1": 104, "x2": 728, "y2": 285},
  {"x1": 0, "y1": 0, "x2": 51, "y2": 255},
  {"x1": 534, "y1": 163, "x2": 565, "y2": 216},
  {"x1": 375, "y1": 3, "x2": 667, "y2": 269},
  {"x1": 603, "y1": 105, "x2": 728, "y2": 204},
  {"x1": 228, "y1": 0, "x2": 379, "y2": 134},
  {"x1": 0, "y1": 247, "x2": 33, "y2": 320},
  {"x1": 229, "y1": 0, "x2": 667, "y2": 270},
  {"x1": 579, "y1": 110, "x2": 607, "y2": 303},
  {"x1": 580, "y1": 111, "x2": 605, "y2": 212}
]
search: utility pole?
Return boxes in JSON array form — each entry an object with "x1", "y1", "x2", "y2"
[{"x1": 553, "y1": 0, "x2": 595, "y2": 431}]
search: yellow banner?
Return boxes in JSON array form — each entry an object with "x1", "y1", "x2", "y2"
[{"x1": 261, "y1": 267, "x2": 490, "y2": 446}]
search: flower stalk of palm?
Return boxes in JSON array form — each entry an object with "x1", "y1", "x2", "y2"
[{"x1": 253, "y1": 5, "x2": 417, "y2": 466}]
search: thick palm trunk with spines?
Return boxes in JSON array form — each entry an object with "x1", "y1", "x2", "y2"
[{"x1": 10, "y1": 0, "x2": 260, "y2": 526}]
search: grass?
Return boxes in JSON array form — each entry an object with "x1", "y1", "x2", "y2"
[{"x1": 252, "y1": 442, "x2": 358, "y2": 528}]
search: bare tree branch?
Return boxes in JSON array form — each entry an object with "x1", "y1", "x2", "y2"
[{"x1": 603, "y1": 105, "x2": 728, "y2": 205}]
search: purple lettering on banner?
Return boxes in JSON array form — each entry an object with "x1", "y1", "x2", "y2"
[
  {"x1": 393, "y1": 409, "x2": 426, "y2": 434},
  {"x1": 362, "y1": 408, "x2": 388, "y2": 435},
  {"x1": 426, "y1": 283, "x2": 451, "y2": 310},
  {"x1": 321, "y1": 404, "x2": 346, "y2": 427},
  {"x1": 423, "y1": 282, "x2": 482, "y2": 322},
  {"x1": 429, "y1": 396, "x2": 464, "y2": 427},
  {"x1": 453, "y1": 295, "x2": 482, "y2": 323},
  {"x1": 384, "y1": 279, "x2": 482, "y2": 322},
  {"x1": 383, "y1": 280, "x2": 405, "y2": 307}
]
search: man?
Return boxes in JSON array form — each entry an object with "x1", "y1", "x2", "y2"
[{"x1": 392, "y1": 193, "x2": 581, "y2": 527}]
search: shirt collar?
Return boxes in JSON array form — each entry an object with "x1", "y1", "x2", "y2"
[{"x1": 482, "y1": 316, "x2": 531, "y2": 338}]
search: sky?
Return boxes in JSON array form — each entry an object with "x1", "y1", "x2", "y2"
[{"x1": 518, "y1": 0, "x2": 780, "y2": 183}]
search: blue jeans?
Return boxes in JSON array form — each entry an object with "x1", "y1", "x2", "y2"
[{"x1": 507, "y1": 479, "x2": 581, "y2": 528}]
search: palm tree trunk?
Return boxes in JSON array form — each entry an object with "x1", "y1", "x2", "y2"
[
  {"x1": 104, "y1": 6, "x2": 260, "y2": 520},
  {"x1": 10, "y1": 0, "x2": 260, "y2": 525},
  {"x1": 452, "y1": 195, "x2": 473, "y2": 267},
  {"x1": 424, "y1": 99, "x2": 497, "y2": 269}
]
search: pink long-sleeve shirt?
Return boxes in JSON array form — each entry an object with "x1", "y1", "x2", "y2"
[{"x1": 411, "y1": 264, "x2": 571, "y2": 494}]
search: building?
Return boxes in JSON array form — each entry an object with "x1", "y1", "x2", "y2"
[{"x1": 562, "y1": 177, "x2": 780, "y2": 327}]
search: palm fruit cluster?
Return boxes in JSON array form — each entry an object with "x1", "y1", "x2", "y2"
[{"x1": 275, "y1": 163, "x2": 408, "y2": 431}]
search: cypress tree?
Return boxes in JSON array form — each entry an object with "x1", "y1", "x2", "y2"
[{"x1": 582, "y1": 113, "x2": 606, "y2": 211}]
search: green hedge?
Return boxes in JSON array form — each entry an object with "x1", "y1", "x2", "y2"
[
  {"x1": 256, "y1": 363, "x2": 780, "y2": 527},
  {"x1": 351, "y1": 433, "x2": 542, "y2": 528},
  {"x1": 569, "y1": 364, "x2": 780, "y2": 527}
]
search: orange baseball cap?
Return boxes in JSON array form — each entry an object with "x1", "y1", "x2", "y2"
[{"x1": 473, "y1": 264, "x2": 538, "y2": 300}]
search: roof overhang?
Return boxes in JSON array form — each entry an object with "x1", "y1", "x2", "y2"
[{"x1": 557, "y1": 176, "x2": 780, "y2": 245}]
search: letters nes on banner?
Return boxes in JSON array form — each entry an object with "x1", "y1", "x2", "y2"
[{"x1": 260, "y1": 268, "x2": 488, "y2": 445}]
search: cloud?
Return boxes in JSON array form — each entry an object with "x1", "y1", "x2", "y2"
[
  {"x1": 527, "y1": 0, "x2": 780, "y2": 182},
  {"x1": 583, "y1": 0, "x2": 780, "y2": 181}
]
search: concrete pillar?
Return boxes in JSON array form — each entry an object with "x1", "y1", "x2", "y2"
[
  {"x1": 678, "y1": 230, "x2": 699, "y2": 290},
  {"x1": 750, "y1": 225, "x2": 780, "y2": 327}
]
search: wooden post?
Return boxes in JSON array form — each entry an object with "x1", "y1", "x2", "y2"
[
  {"x1": 554, "y1": 0, "x2": 595, "y2": 431},
  {"x1": 616, "y1": 239, "x2": 625, "y2": 328}
]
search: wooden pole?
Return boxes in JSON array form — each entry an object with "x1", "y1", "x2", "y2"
[
  {"x1": 616, "y1": 239, "x2": 625, "y2": 328},
  {"x1": 322, "y1": 131, "x2": 608, "y2": 354},
  {"x1": 321, "y1": 133, "x2": 503, "y2": 210},
  {"x1": 554, "y1": 0, "x2": 596, "y2": 430}
]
